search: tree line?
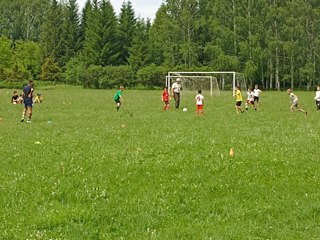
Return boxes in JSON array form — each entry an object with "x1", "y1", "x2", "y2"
[{"x1": 1, "y1": 0, "x2": 320, "y2": 90}]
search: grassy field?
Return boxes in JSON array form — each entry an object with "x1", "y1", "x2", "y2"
[{"x1": 1, "y1": 86, "x2": 320, "y2": 239}]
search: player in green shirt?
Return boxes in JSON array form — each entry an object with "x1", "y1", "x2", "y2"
[{"x1": 114, "y1": 86, "x2": 125, "y2": 111}]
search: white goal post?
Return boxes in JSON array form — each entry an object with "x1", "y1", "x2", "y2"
[
  {"x1": 167, "y1": 71, "x2": 237, "y2": 95},
  {"x1": 166, "y1": 75, "x2": 219, "y2": 97}
]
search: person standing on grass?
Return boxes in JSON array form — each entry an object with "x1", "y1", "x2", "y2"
[
  {"x1": 162, "y1": 86, "x2": 170, "y2": 110},
  {"x1": 195, "y1": 89, "x2": 204, "y2": 116},
  {"x1": 287, "y1": 89, "x2": 307, "y2": 115},
  {"x1": 245, "y1": 88, "x2": 256, "y2": 111},
  {"x1": 314, "y1": 85, "x2": 320, "y2": 110},
  {"x1": 171, "y1": 78, "x2": 182, "y2": 108},
  {"x1": 21, "y1": 79, "x2": 34, "y2": 123},
  {"x1": 234, "y1": 86, "x2": 244, "y2": 114},
  {"x1": 253, "y1": 85, "x2": 262, "y2": 110},
  {"x1": 114, "y1": 86, "x2": 125, "y2": 111}
]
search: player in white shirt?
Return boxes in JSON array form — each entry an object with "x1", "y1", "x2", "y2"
[
  {"x1": 171, "y1": 78, "x2": 182, "y2": 108},
  {"x1": 195, "y1": 89, "x2": 204, "y2": 116},
  {"x1": 245, "y1": 88, "x2": 256, "y2": 111},
  {"x1": 314, "y1": 85, "x2": 320, "y2": 110},
  {"x1": 287, "y1": 89, "x2": 307, "y2": 115},
  {"x1": 253, "y1": 85, "x2": 262, "y2": 110}
]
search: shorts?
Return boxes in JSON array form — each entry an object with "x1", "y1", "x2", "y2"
[
  {"x1": 115, "y1": 99, "x2": 121, "y2": 104},
  {"x1": 246, "y1": 100, "x2": 254, "y2": 105},
  {"x1": 164, "y1": 101, "x2": 169, "y2": 105},
  {"x1": 292, "y1": 101, "x2": 299, "y2": 108},
  {"x1": 235, "y1": 101, "x2": 242, "y2": 107},
  {"x1": 24, "y1": 100, "x2": 32, "y2": 108},
  {"x1": 196, "y1": 105, "x2": 203, "y2": 110},
  {"x1": 254, "y1": 96, "x2": 259, "y2": 102}
]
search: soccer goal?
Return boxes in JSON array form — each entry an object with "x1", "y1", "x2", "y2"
[
  {"x1": 167, "y1": 71, "x2": 241, "y2": 96},
  {"x1": 166, "y1": 75, "x2": 220, "y2": 97}
]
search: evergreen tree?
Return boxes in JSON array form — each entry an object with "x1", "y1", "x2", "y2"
[
  {"x1": 60, "y1": 0, "x2": 81, "y2": 65},
  {"x1": 100, "y1": 0, "x2": 119, "y2": 66},
  {"x1": 82, "y1": 0, "x2": 102, "y2": 66},
  {"x1": 128, "y1": 19, "x2": 151, "y2": 71},
  {"x1": 40, "y1": 0, "x2": 64, "y2": 65},
  {"x1": 117, "y1": 1, "x2": 137, "y2": 65}
]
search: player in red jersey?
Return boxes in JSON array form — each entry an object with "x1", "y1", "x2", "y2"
[{"x1": 162, "y1": 86, "x2": 170, "y2": 110}]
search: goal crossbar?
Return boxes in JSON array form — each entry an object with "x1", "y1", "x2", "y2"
[
  {"x1": 166, "y1": 75, "x2": 217, "y2": 97},
  {"x1": 167, "y1": 71, "x2": 236, "y2": 95}
]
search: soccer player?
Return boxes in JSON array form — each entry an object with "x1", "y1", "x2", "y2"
[
  {"x1": 195, "y1": 89, "x2": 204, "y2": 116},
  {"x1": 234, "y1": 86, "x2": 244, "y2": 114},
  {"x1": 21, "y1": 79, "x2": 34, "y2": 123},
  {"x1": 114, "y1": 86, "x2": 125, "y2": 111},
  {"x1": 314, "y1": 85, "x2": 320, "y2": 110},
  {"x1": 162, "y1": 86, "x2": 170, "y2": 110},
  {"x1": 287, "y1": 89, "x2": 307, "y2": 115},
  {"x1": 245, "y1": 88, "x2": 256, "y2": 111},
  {"x1": 171, "y1": 78, "x2": 182, "y2": 108},
  {"x1": 253, "y1": 85, "x2": 262, "y2": 110}
]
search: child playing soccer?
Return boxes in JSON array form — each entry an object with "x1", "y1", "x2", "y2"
[
  {"x1": 246, "y1": 88, "x2": 256, "y2": 111},
  {"x1": 114, "y1": 86, "x2": 125, "y2": 111},
  {"x1": 195, "y1": 89, "x2": 204, "y2": 115},
  {"x1": 162, "y1": 86, "x2": 170, "y2": 110},
  {"x1": 234, "y1": 86, "x2": 244, "y2": 114},
  {"x1": 253, "y1": 85, "x2": 262, "y2": 110},
  {"x1": 287, "y1": 89, "x2": 307, "y2": 115},
  {"x1": 21, "y1": 79, "x2": 34, "y2": 123},
  {"x1": 314, "y1": 85, "x2": 320, "y2": 110}
]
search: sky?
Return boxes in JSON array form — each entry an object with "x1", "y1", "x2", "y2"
[{"x1": 77, "y1": 0, "x2": 163, "y2": 20}]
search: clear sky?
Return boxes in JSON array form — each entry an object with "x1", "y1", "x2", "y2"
[{"x1": 77, "y1": 0, "x2": 163, "y2": 20}]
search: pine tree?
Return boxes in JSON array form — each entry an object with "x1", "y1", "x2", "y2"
[{"x1": 117, "y1": 1, "x2": 137, "y2": 65}]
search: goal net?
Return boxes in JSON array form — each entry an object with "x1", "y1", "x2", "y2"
[
  {"x1": 166, "y1": 75, "x2": 220, "y2": 97},
  {"x1": 167, "y1": 71, "x2": 245, "y2": 96}
]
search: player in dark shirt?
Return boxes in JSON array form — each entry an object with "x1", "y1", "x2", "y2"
[{"x1": 21, "y1": 80, "x2": 34, "y2": 123}]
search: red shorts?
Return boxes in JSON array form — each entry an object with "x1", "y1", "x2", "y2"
[{"x1": 196, "y1": 105, "x2": 203, "y2": 110}]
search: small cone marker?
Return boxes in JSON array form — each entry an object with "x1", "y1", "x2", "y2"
[{"x1": 229, "y1": 148, "x2": 234, "y2": 157}]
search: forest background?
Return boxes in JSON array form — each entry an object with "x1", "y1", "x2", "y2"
[{"x1": 1, "y1": 0, "x2": 320, "y2": 90}]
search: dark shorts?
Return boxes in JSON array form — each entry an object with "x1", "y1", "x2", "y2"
[
  {"x1": 24, "y1": 100, "x2": 32, "y2": 108},
  {"x1": 254, "y1": 96, "x2": 259, "y2": 102},
  {"x1": 115, "y1": 99, "x2": 121, "y2": 104},
  {"x1": 235, "y1": 101, "x2": 242, "y2": 107}
]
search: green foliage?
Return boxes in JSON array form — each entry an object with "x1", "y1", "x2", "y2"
[
  {"x1": 40, "y1": 57, "x2": 62, "y2": 82},
  {"x1": 13, "y1": 40, "x2": 42, "y2": 79},
  {"x1": 2, "y1": 0, "x2": 320, "y2": 89},
  {"x1": 81, "y1": 65, "x2": 135, "y2": 89},
  {"x1": 64, "y1": 55, "x2": 86, "y2": 85},
  {"x1": 136, "y1": 64, "x2": 169, "y2": 88}
]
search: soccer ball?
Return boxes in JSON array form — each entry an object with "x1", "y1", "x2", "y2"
[{"x1": 183, "y1": 108, "x2": 188, "y2": 112}]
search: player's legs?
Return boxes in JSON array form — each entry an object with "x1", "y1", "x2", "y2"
[
  {"x1": 174, "y1": 93, "x2": 180, "y2": 108},
  {"x1": 245, "y1": 101, "x2": 248, "y2": 111},
  {"x1": 235, "y1": 101, "x2": 244, "y2": 114},
  {"x1": 21, "y1": 106, "x2": 27, "y2": 122},
  {"x1": 199, "y1": 105, "x2": 203, "y2": 115},
  {"x1": 163, "y1": 101, "x2": 169, "y2": 110},
  {"x1": 316, "y1": 100, "x2": 320, "y2": 110},
  {"x1": 254, "y1": 96, "x2": 259, "y2": 109},
  {"x1": 27, "y1": 106, "x2": 32, "y2": 122},
  {"x1": 115, "y1": 100, "x2": 121, "y2": 111}
]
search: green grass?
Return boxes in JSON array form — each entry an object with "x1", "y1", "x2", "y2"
[{"x1": 1, "y1": 86, "x2": 320, "y2": 239}]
